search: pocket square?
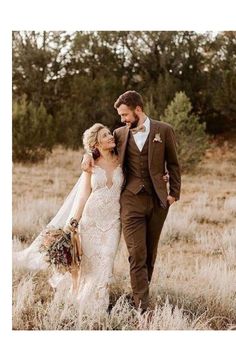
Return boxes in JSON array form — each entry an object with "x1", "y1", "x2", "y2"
[{"x1": 153, "y1": 132, "x2": 162, "y2": 143}]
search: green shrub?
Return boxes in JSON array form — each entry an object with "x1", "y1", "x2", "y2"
[
  {"x1": 13, "y1": 97, "x2": 55, "y2": 162},
  {"x1": 161, "y1": 91, "x2": 209, "y2": 172}
]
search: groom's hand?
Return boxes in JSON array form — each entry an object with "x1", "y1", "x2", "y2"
[
  {"x1": 81, "y1": 153, "x2": 94, "y2": 172},
  {"x1": 167, "y1": 195, "x2": 175, "y2": 206},
  {"x1": 163, "y1": 173, "x2": 169, "y2": 183}
]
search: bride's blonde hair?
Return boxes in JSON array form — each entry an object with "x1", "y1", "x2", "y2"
[{"x1": 82, "y1": 123, "x2": 107, "y2": 153}]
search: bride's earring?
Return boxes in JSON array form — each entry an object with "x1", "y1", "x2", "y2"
[{"x1": 92, "y1": 147, "x2": 100, "y2": 159}]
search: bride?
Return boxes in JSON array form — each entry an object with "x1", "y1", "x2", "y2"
[
  {"x1": 70, "y1": 123, "x2": 123, "y2": 314},
  {"x1": 14, "y1": 123, "x2": 124, "y2": 315}
]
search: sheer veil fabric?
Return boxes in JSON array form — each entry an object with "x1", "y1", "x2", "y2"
[{"x1": 13, "y1": 174, "x2": 84, "y2": 272}]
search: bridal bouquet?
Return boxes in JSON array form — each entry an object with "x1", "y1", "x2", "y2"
[{"x1": 40, "y1": 227, "x2": 82, "y2": 273}]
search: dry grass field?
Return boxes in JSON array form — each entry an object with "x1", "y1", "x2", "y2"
[{"x1": 12, "y1": 136, "x2": 236, "y2": 330}]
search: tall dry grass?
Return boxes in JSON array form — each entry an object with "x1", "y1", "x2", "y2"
[{"x1": 12, "y1": 142, "x2": 236, "y2": 330}]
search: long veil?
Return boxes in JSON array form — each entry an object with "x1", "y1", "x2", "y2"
[{"x1": 13, "y1": 173, "x2": 84, "y2": 273}]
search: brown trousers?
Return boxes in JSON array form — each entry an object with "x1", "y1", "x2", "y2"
[{"x1": 120, "y1": 188, "x2": 169, "y2": 310}]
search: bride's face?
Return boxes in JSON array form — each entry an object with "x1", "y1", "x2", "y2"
[{"x1": 96, "y1": 128, "x2": 116, "y2": 151}]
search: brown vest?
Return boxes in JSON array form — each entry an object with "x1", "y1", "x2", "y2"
[{"x1": 124, "y1": 132, "x2": 154, "y2": 194}]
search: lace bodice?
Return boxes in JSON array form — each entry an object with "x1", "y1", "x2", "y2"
[
  {"x1": 79, "y1": 165, "x2": 123, "y2": 233},
  {"x1": 91, "y1": 164, "x2": 123, "y2": 193}
]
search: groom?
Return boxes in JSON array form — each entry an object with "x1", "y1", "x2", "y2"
[{"x1": 83, "y1": 91, "x2": 181, "y2": 312}]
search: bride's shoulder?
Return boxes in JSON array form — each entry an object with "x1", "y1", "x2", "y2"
[
  {"x1": 114, "y1": 155, "x2": 121, "y2": 166},
  {"x1": 91, "y1": 163, "x2": 102, "y2": 175}
]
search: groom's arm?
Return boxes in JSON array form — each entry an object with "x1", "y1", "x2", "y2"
[
  {"x1": 112, "y1": 128, "x2": 121, "y2": 156},
  {"x1": 113, "y1": 128, "x2": 119, "y2": 144},
  {"x1": 165, "y1": 126, "x2": 181, "y2": 201}
]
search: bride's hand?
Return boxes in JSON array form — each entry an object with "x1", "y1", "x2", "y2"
[
  {"x1": 63, "y1": 218, "x2": 79, "y2": 234},
  {"x1": 81, "y1": 153, "x2": 95, "y2": 172},
  {"x1": 63, "y1": 223, "x2": 73, "y2": 234}
]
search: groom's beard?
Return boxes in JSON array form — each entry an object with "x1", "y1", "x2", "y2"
[{"x1": 129, "y1": 113, "x2": 140, "y2": 129}]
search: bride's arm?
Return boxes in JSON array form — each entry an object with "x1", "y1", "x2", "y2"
[
  {"x1": 64, "y1": 171, "x2": 92, "y2": 231},
  {"x1": 72, "y1": 171, "x2": 92, "y2": 221}
]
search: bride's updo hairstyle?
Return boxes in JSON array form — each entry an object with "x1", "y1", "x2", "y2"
[{"x1": 83, "y1": 123, "x2": 107, "y2": 160}]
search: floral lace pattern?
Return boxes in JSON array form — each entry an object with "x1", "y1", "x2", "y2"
[{"x1": 77, "y1": 164, "x2": 124, "y2": 314}]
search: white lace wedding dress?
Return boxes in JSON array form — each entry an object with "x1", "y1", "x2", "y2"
[
  {"x1": 76, "y1": 164, "x2": 123, "y2": 314},
  {"x1": 13, "y1": 164, "x2": 124, "y2": 316}
]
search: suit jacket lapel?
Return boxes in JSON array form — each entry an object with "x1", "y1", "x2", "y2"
[
  {"x1": 148, "y1": 119, "x2": 159, "y2": 169},
  {"x1": 119, "y1": 126, "x2": 129, "y2": 166}
]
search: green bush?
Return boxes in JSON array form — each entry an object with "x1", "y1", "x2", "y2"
[
  {"x1": 13, "y1": 97, "x2": 55, "y2": 162},
  {"x1": 161, "y1": 91, "x2": 209, "y2": 172}
]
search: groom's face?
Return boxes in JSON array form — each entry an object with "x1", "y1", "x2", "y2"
[{"x1": 117, "y1": 104, "x2": 140, "y2": 129}]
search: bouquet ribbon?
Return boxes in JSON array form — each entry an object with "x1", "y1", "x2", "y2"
[{"x1": 71, "y1": 228, "x2": 82, "y2": 267}]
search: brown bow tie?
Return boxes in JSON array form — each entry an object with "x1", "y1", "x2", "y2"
[{"x1": 131, "y1": 125, "x2": 146, "y2": 135}]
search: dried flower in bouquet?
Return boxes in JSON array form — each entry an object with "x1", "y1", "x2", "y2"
[{"x1": 40, "y1": 228, "x2": 82, "y2": 273}]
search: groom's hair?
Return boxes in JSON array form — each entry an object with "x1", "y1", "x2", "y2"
[{"x1": 114, "y1": 90, "x2": 144, "y2": 111}]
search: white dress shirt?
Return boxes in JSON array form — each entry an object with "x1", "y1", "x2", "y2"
[{"x1": 133, "y1": 117, "x2": 150, "y2": 151}]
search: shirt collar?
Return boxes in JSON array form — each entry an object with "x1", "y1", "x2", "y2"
[{"x1": 143, "y1": 116, "x2": 150, "y2": 131}]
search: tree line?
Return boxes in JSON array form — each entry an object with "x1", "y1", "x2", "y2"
[{"x1": 12, "y1": 31, "x2": 236, "y2": 166}]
